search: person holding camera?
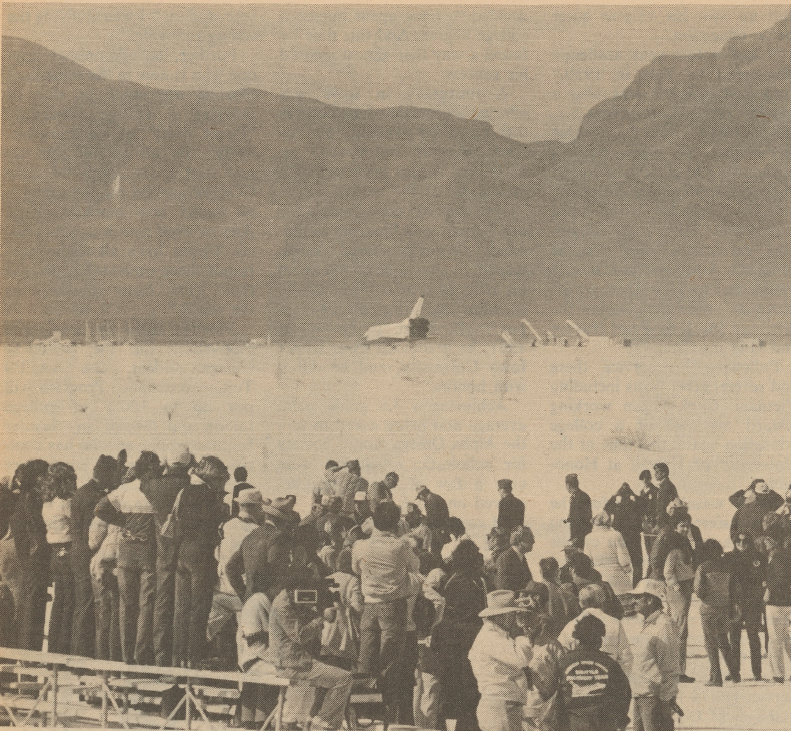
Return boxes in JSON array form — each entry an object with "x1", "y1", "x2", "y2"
[{"x1": 268, "y1": 572, "x2": 353, "y2": 731}]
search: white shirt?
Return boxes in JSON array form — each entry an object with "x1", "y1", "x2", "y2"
[
  {"x1": 108, "y1": 480, "x2": 155, "y2": 513},
  {"x1": 557, "y1": 607, "x2": 633, "y2": 675},
  {"x1": 468, "y1": 619, "x2": 533, "y2": 702},
  {"x1": 216, "y1": 517, "x2": 259, "y2": 594},
  {"x1": 42, "y1": 497, "x2": 72, "y2": 544},
  {"x1": 237, "y1": 592, "x2": 273, "y2": 668}
]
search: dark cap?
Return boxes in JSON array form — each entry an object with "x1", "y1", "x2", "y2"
[{"x1": 497, "y1": 479, "x2": 513, "y2": 492}]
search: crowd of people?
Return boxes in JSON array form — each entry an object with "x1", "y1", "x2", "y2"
[{"x1": 1, "y1": 451, "x2": 791, "y2": 731}]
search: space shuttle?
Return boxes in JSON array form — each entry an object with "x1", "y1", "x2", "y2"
[{"x1": 363, "y1": 296, "x2": 429, "y2": 344}]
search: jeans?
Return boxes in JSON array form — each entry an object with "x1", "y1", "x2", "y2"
[
  {"x1": 633, "y1": 696, "x2": 674, "y2": 731},
  {"x1": 173, "y1": 538, "x2": 216, "y2": 667},
  {"x1": 358, "y1": 598, "x2": 408, "y2": 711},
  {"x1": 665, "y1": 582, "x2": 692, "y2": 674},
  {"x1": 92, "y1": 574, "x2": 121, "y2": 661},
  {"x1": 765, "y1": 604, "x2": 791, "y2": 680},
  {"x1": 153, "y1": 520, "x2": 178, "y2": 666},
  {"x1": 700, "y1": 607, "x2": 737, "y2": 683},
  {"x1": 476, "y1": 698, "x2": 523, "y2": 731},
  {"x1": 70, "y1": 545, "x2": 95, "y2": 657},
  {"x1": 730, "y1": 602, "x2": 763, "y2": 679},
  {"x1": 278, "y1": 661, "x2": 353, "y2": 730},
  {"x1": 48, "y1": 543, "x2": 75, "y2": 654},
  {"x1": 117, "y1": 539, "x2": 156, "y2": 665},
  {"x1": 413, "y1": 671, "x2": 441, "y2": 730}
]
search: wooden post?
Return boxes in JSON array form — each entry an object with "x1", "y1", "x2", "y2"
[
  {"x1": 51, "y1": 665, "x2": 58, "y2": 727},
  {"x1": 101, "y1": 671, "x2": 109, "y2": 728},
  {"x1": 275, "y1": 686, "x2": 285, "y2": 731},
  {"x1": 185, "y1": 678, "x2": 192, "y2": 731}
]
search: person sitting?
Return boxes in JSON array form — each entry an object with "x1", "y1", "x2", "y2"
[
  {"x1": 554, "y1": 614, "x2": 631, "y2": 731},
  {"x1": 268, "y1": 573, "x2": 353, "y2": 731}
]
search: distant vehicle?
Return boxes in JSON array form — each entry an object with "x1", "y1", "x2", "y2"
[
  {"x1": 364, "y1": 296, "x2": 430, "y2": 344},
  {"x1": 32, "y1": 331, "x2": 73, "y2": 347}
]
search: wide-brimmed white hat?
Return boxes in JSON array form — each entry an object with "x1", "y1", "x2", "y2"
[
  {"x1": 236, "y1": 488, "x2": 263, "y2": 506},
  {"x1": 626, "y1": 578, "x2": 666, "y2": 601},
  {"x1": 165, "y1": 444, "x2": 194, "y2": 468},
  {"x1": 479, "y1": 590, "x2": 522, "y2": 617}
]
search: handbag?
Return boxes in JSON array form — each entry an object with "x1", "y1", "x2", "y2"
[{"x1": 160, "y1": 488, "x2": 185, "y2": 538}]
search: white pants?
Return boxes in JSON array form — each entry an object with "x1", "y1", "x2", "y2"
[
  {"x1": 413, "y1": 671, "x2": 441, "y2": 729},
  {"x1": 279, "y1": 661, "x2": 353, "y2": 730},
  {"x1": 766, "y1": 605, "x2": 791, "y2": 679},
  {"x1": 476, "y1": 697, "x2": 523, "y2": 731},
  {"x1": 207, "y1": 591, "x2": 243, "y2": 640}
]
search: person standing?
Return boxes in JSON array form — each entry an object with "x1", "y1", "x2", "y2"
[
  {"x1": 495, "y1": 526, "x2": 534, "y2": 591},
  {"x1": 585, "y1": 512, "x2": 633, "y2": 597},
  {"x1": 70, "y1": 454, "x2": 120, "y2": 657},
  {"x1": 141, "y1": 444, "x2": 194, "y2": 666},
  {"x1": 694, "y1": 539, "x2": 739, "y2": 685},
  {"x1": 564, "y1": 475, "x2": 592, "y2": 550},
  {"x1": 554, "y1": 614, "x2": 631, "y2": 731},
  {"x1": 367, "y1": 472, "x2": 400, "y2": 515},
  {"x1": 557, "y1": 584, "x2": 632, "y2": 676},
  {"x1": 468, "y1": 590, "x2": 533, "y2": 731},
  {"x1": 763, "y1": 535, "x2": 791, "y2": 683},
  {"x1": 537, "y1": 557, "x2": 580, "y2": 638},
  {"x1": 416, "y1": 485, "x2": 450, "y2": 553},
  {"x1": 95, "y1": 451, "x2": 161, "y2": 666},
  {"x1": 725, "y1": 532, "x2": 766, "y2": 681},
  {"x1": 625, "y1": 579, "x2": 680, "y2": 731},
  {"x1": 172, "y1": 456, "x2": 228, "y2": 668},
  {"x1": 352, "y1": 501, "x2": 419, "y2": 723},
  {"x1": 41, "y1": 462, "x2": 78, "y2": 654},
  {"x1": 604, "y1": 482, "x2": 643, "y2": 585},
  {"x1": 8, "y1": 460, "x2": 50, "y2": 650},
  {"x1": 663, "y1": 513, "x2": 696, "y2": 683},
  {"x1": 207, "y1": 488, "x2": 264, "y2": 654},
  {"x1": 337, "y1": 460, "x2": 367, "y2": 517},
  {"x1": 730, "y1": 479, "x2": 784, "y2": 546},
  {"x1": 496, "y1": 479, "x2": 525, "y2": 534},
  {"x1": 653, "y1": 464, "x2": 678, "y2": 529}
]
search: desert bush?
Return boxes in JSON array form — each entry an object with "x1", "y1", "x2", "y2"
[{"x1": 611, "y1": 427, "x2": 655, "y2": 450}]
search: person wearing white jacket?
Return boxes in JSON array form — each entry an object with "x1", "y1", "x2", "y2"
[
  {"x1": 469, "y1": 590, "x2": 534, "y2": 731},
  {"x1": 586, "y1": 512, "x2": 633, "y2": 596}
]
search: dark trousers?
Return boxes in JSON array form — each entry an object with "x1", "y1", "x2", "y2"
[
  {"x1": 393, "y1": 630, "x2": 418, "y2": 726},
  {"x1": 173, "y1": 538, "x2": 216, "y2": 667},
  {"x1": 153, "y1": 520, "x2": 178, "y2": 666},
  {"x1": 48, "y1": 543, "x2": 75, "y2": 654},
  {"x1": 730, "y1": 604, "x2": 763, "y2": 679},
  {"x1": 92, "y1": 574, "x2": 122, "y2": 661},
  {"x1": 358, "y1": 598, "x2": 408, "y2": 715},
  {"x1": 70, "y1": 546, "x2": 96, "y2": 657},
  {"x1": 633, "y1": 696, "x2": 674, "y2": 731},
  {"x1": 623, "y1": 532, "x2": 643, "y2": 586},
  {"x1": 17, "y1": 570, "x2": 49, "y2": 651},
  {"x1": 118, "y1": 541, "x2": 156, "y2": 665},
  {"x1": 700, "y1": 607, "x2": 737, "y2": 683}
]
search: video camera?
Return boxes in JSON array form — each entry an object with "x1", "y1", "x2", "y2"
[{"x1": 291, "y1": 577, "x2": 340, "y2": 611}]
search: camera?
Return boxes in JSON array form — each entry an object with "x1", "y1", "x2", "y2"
[
  {"x1": 289, "y1": 577, "x2": 340, "y2": 610},
  {"x1": 294, "y1": 589, "x2": 319, "y2": 604}
]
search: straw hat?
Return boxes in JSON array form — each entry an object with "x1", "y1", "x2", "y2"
[
  {"x1": 236, "y1": 488, "x2": 263, "y2": 506},
  {"x1": 626, "y1": 578, "x2": 666, "y2": 601},
  {"x1": 479, "y1": 590, "x2": 523, "y2": 617}
]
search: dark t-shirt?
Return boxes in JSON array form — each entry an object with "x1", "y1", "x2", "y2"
[{"x1": 556, "y1": 647, "x2": 631, "y2": 731}]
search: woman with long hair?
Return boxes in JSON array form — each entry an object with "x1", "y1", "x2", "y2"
[
  {"x1": 432, "y1": 539, "x2": 487, "y2": 731},
  {"x1": 41, "y1": 462, "x2": 78, "y2": 653}
]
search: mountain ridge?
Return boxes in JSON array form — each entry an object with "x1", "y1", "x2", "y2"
[{"x1": 2, "y1": 19, "x2": 790, "y2": 344}]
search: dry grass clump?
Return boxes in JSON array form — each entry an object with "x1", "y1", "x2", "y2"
[{"x1": 611, "y1": 427, "x2": 655, "y2": 450}]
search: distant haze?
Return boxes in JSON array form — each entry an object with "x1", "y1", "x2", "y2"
[{"x1": 3, "y1": 4, "x2": 789, "y2": 143}]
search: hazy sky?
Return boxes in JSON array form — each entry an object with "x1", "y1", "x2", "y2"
[{"x1": 3, "y1": 4, "x2": 789, "y2": 142}]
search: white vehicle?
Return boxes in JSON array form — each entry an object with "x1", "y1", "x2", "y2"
[{"x1": 364, "y1": 296, "x2": 429, "y2": 344}]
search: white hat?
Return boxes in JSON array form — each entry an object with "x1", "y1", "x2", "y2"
[
  {"x1": 626, "y1": 578, "x2": 666, "y2": 601},
  {"x1": 354, "y1": 490, "x2": 368, "y2": 502},
  {"x1": 236, "y1": 488, "x2": 263, "y2": 506},
  {"x1": 165, "y1": 444, "x2": 194, "y2": 468},
  {"x1": 479, "y1": 590, "x2": 523, "y2": 617}
]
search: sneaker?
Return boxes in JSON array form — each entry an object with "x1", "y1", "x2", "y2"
[
  {"x1": 679, "y1": 674, "x2": 695, "y2": 683},
  {"x1": 704, "y1": 680, "x2": 723, "y2": 687}
]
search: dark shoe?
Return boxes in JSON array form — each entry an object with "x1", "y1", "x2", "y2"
[
  {"x1": 704, "y1": 680, "x2": 722, "y2": 687},
  {"x1": 679, "y1": 674, "x2": 695, "y2": 683},
  {"x1": 731, "y1": 675, "x2": 741, "y2": 683},
  {"x1": 772, "y1": 677, "x2": 784, "y2": 683}
]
